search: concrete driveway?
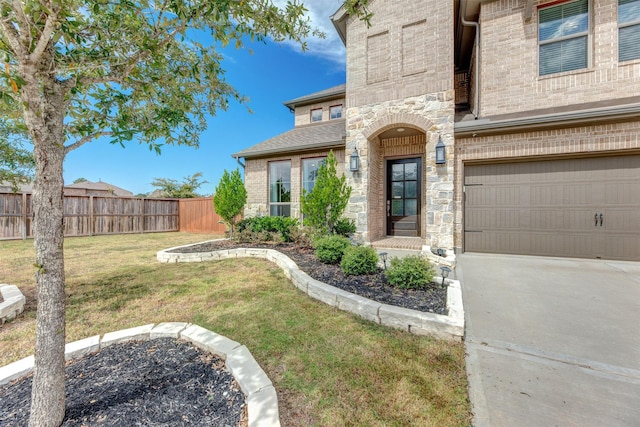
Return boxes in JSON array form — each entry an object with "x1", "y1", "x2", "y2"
[{"x1": 457, "y1": 253, "x2": 640, "y2": 427}]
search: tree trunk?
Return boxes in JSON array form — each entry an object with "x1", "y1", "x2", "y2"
[{"x1": 23, "y1": 71, "x2": 68, "y2": 427}]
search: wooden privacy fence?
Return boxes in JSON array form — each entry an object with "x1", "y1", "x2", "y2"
[
  {"x1": 179, "y1": 197, "x2": 229, "y2": 234},
  {"x1": 0, "y1": 193, "x2": 228, "y2": 240}
]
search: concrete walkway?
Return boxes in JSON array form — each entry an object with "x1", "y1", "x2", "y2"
[{"x1": 458, "y1": 253, "x2": 640, "y2": 427}]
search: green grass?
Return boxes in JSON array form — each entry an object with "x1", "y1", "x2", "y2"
[{"x1": 0, "y1": 232, "x2": 470, "y2": 426}]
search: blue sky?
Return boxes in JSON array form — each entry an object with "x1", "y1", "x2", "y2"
[{"x1": 63, "y1": 1, "x2": 346, "y2": 196}]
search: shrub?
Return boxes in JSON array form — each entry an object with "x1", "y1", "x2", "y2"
[
  {"x1": 235, "y1": 216, "x2": 299, "y2": 242},
  {"x1": 333, "y1": 218, "x2": 356, "y2": 237},
  {"x1": 384, "y1": 256, "x2": 435, "y2": 289},
  {"x1": 213, "y1": 169, "x2": 246, "y2": 238},
  {"x1": 289, "y1": 226, "x2": 324, "y2": 248},
  {"x1": 301, "y1": 150, "x2": 352, "y2": 234},
  {"x1": 314, "y1": 235, "x2": 351, "y2": 264},
  {"x1": 341, "y1": 246, "x2": 379, "y2": 275}
]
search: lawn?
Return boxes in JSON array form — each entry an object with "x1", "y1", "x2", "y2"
[{"x1": 0, "y1": 232, "x2": 470, "y2": 426}]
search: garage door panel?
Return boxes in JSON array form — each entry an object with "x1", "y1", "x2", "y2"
[{"x1": 464, "y1": 155, "x2": 640, "y2": 261}]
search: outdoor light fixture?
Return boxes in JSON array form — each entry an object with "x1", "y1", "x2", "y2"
[
  {"x1": 440, "y1": 266, "x2": 451, "y2": 286},
  {"x1": 350, "y1": 147, "x2": 360, "y2": 172},
  {"x1": 380, "y1": 252, "x2": 388, "y2": 270},
  {"x1": 435, "y1": 137, "x2": 446, "y2": 165},
  {"x1": 436, "y1": 248, "x2": 444, "y2": 257}
]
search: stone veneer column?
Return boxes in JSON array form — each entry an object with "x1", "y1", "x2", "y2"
[{"x1": 345, "y1": 90, "x2": 455, "y2": 250}]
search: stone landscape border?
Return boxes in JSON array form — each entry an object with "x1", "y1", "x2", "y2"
[
  {"x1": 0, "y1": 284, "x2": 26, "y2": 324},
  {"x1": 157, "y1": 241, "x2": 464, "y2": 340},
  {"x1": 0, "y1": 323, "x2": 280, "y2": 427}
]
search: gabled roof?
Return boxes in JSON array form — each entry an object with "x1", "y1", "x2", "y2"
[
  {"x1": 66, "y1": 180, "x2": 134, "y2": 197},
  {"x1": 233, "y1": 118, "x2": 346, "y2": 159},
  {"x1": 283, "y1": 84, "x2": 346, "y2": 110}
]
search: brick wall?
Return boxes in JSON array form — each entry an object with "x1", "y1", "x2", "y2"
[
  {"x1": 345, "y1": 0, "x2": 453, "y2": 108},
  {"x1": 244, "y1": 149, "x2": 346, "y2": 220},
  {"x1": 454, "y1": 119, "x2": 640, "y2": 250},
  {"x1": 480, "y1": 0, "x2": 640, "y2": 117},
  {"x1": 293, "y1": 97, "x2": 346, "y2": 127}
]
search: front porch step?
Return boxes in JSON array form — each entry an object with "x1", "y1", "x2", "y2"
[{"x1": 370, "y1": 237, "x2": 424, "y2": 251}]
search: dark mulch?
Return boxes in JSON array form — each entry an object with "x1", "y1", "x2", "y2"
[
  {"x1": 171, "y1": 241, "x2": 448, "y2": 315},
  {"x1": 0, "y1": 338, "x2": 246, "y2": 427}
]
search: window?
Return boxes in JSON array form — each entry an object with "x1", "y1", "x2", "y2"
[
  {"x1": 329, "y1": 105, "x2": 343, "y2": 120},
  {"x1": 269, "y1": 161, "x2": 291, "y2": 216},
  {"x1": 311, "y1": 108, "x2": 323, "y2": 122},
  {"x1": 302, "y1": 157, "x2": 326, "y2": 195},
  {"x1": 539, "y1": 0, "x2": 589, "y2": 76},
  {"x1": 619, "y1": 0, "x2": 640, "y2": 61}
]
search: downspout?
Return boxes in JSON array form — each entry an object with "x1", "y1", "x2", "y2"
[
  {"x1": 233, "y1": 155, "x2": 245, "y2": 169},
  {"x1": 461, "y1": 0, "x2": 480, "y2": 119}
]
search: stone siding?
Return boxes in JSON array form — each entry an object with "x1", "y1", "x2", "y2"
[{"x1": 345, "y1": 92, "x2": 455, "y2": 248}]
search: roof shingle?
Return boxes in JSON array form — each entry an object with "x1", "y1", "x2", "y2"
[{"x1": 232, "y1": 118, "x2": 346, "y2": 159}]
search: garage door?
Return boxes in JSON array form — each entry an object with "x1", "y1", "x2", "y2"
[{"x1": 464, "y1": 155, "x2": 640, "y2": 261}]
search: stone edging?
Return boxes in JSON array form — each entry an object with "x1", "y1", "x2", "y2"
[
  {"x1": 0, "y1": 323, "x2": 280, "y2": 427},
  {"x1": 157, "y1": 241, "x2": 464, "y2": 341},
  {"x1": 0, "y1": 284, "x2": 26, "y2": 324}
]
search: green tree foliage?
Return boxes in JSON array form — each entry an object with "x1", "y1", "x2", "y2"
[
  {"x1": 0, "y1": 1, "x2": 371, "y2": 424},
  {"x1": 213, "y1": 169, "x2": 246, "y2": 237},
  {"x1": 0, "y1": 117, "x2": 34, "y2": 191},
  {"x1": 301, "y1": 150, "x2": 352, "y2": 234},
  {"x1": 72, "y1": 177, "x2": 88, "y2": 184},
  {"x1": 151, "y1": 172, "x2": 207, "y2": 198}
]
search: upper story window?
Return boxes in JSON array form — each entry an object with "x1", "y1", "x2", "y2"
[
  {"x1": 329, "y1": 105, "x2": 343, "y2": 120},
  {"x1": 619, "y1": 0, "x2": 640, "y2": 62},
  {"x1": 311, "y1": 108, "x2": 323, "y2": 123},
  {"x1": 538, "y1": 0, "x2": 589, "y2": 76},
  {"x1": 269, "y1": 161, "x2": 291, "y2": 217},
  {"x1": 302, "y1": 157, "x2": 326, "y2": 195}
]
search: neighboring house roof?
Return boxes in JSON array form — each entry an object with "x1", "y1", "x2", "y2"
[
  {"x1": 283, "y1": 84, "x2": 346, "y2": 110},
  {"x1": 66, "y1": 180, "x2": 134, "y2": 197},
  {"x1": 0, "y1": 181, "x2": 34, "y2": 193},
  {"x1": 233, "y1": 118, "x2": 346, "y2": 159}
]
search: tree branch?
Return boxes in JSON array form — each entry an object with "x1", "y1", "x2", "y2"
[
  {"x1": 0, "y1": 13, "x2": 27, "y2": 59},
  {"x1": 64, "y1": 131, "x2": 113, "y2": 154},
  {"x1": 10, "y1": 0, "x2": 32, "y2": 52},
  {"x1": 29, "y1": 4, "x2": 59, "y2": 64}
]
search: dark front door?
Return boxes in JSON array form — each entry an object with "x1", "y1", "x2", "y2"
[{"x1": 387, "y1": 158, "x2": 422, "y2": 237}]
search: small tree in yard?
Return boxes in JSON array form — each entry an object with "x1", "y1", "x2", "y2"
[
  {"x1": 301, "y1": 150, "x2": 352, "y2": 234},
  {"x1": 214, "y1": 169, "x2": 246, "y2": 238}
]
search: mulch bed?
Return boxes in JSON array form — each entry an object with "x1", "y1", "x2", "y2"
[
  {"x1": 0, "y1": 338, "x2": 246, "y2": 426},
  {"x1": 170, "y1": 241, "x2": 448, "y2": 316}
]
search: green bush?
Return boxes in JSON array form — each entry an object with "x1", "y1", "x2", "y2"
[
  {"x1": 333, "y1": 218, "x2": 356, "y2": 237},
  {"x1": 340, "y1": 246, "x2": 379, "y2": 276},
  {"x1": 235, "y1": 216, "x2": 299, "y2": 242},
  {"x1": 384, "y1": 256, "x2": 435, "y2": 289},
  {"x1": 314, "y1": 235, "x2": 351, "y2": 264}
]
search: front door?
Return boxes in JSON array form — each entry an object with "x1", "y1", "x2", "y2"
[{"x1": 387, "y1": 158, "x2": 422, "y2": 237}]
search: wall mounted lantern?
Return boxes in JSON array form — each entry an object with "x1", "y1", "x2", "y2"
[
  {"x1": 350, "y1": 147, "x2": 360, "y2": 172},
  {"x1": 435, "y1": 137, "x2": 446, "y2": 165}
]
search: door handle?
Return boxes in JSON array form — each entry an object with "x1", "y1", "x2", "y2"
[
  {"x1": 595, "y1": 213, "x2": 598, "y2": 226},
  {"x1": 600, "y1": 213, "x2": 603, "y2": 227}
]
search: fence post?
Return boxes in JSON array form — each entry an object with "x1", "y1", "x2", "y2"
[
  {"x1": 89, "y1": 196, "x2": 94, "y2": 236},
  {"x1": 21, "y1": 192, "x2": 27, "y2": 240}
]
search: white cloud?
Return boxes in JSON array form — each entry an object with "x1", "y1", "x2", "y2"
[{"x1": 272, "y1": 0, "x2": 346, "y2": 65}]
